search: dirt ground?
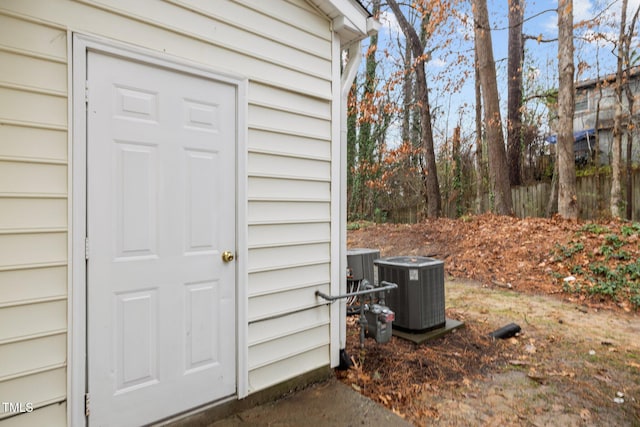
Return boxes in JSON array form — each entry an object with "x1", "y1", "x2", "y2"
[{"x1": 340, "y1": 215, "x2": 640, "y2": 426}]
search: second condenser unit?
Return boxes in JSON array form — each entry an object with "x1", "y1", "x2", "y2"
[{"x1": 374, "y1": 256, "x2": 445, "y2": 332}]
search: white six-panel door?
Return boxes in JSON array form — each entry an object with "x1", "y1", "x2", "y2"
[{"x1": 86, "y1": 51, "x2": 237, "y2": 426}]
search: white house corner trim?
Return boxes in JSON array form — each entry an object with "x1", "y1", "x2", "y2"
[
  {"x1": 70, "y1": 32, "x2": 89, "y2": 427},
  {"x1": 330, "y1": 34, "x2": 342, "y2": 368},
  {"x1": 235, "y1": 77, "x2": 250, "y2": 400},
  {"x1": 330, "y1": 34, "x2": 362, "y2": 367}
]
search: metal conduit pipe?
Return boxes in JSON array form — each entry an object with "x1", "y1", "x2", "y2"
[
  {"x1": 317, "y1": 281, "x2": 397, "y2": 350},
  {"x1": 315, "y1": 281, "x2": 398, "y2": 302}
]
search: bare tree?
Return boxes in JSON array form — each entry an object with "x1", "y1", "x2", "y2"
[
  {"x1": 557, "y1": 0, "x2": 578, "y2": 219},
  {"x1": 473, "y1": 0, "x2": 513, "y2": 215},
  {"x1": 474, "y1": 43, "x2": 485, "y2": 213},
  {"x1": 507, "y1": 0, "x2": 524, "y2": 186},
  {"x1": 611, "y1": 0, "x2": 628, "y2": 218},
  {"x1": 623, "y1": 5, "x2": 640, "y2": 219},
  {"x1": 387, "y1": 0, "x2": 441, "y2": 217}
]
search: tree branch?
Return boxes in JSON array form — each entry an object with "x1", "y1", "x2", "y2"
[{"x1": 524, "y1": 34, "x2": 557, "y2": 43}]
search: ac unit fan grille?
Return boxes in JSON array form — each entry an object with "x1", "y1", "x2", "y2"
[{"x1": 375, "y1": 257, "x2": 445, "y2": 332}]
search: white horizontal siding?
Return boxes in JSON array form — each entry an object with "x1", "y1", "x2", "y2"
[
  {"x1": 0, "y1": 161, "x2": 67, "y2": 195},
  {"x1": 0, "y1": 87, "x2": 67, "y2": 129},
  {"x1": 249, "y1": 104, "x2": 331, "y2": 140},
  {"x1": 0, "y1": 233, "x2": 67, "y2": 269},
  {"x1": 0, "y1": 402, "x2": 66, "y2": 427},
  {"x1": 249, "y1": 325, "x2": 329, "y2": 370},
  {"x1": 0, "y1": 198, "x2": 67, "y2": 230},
  {"x1": 248, "y1": 129, "x2": 331, "y2": 160},
  {"x1": 85, "y1": 0, "x2": 331, "y2": 78},
  {"x1": 175, "y1": 0, "x2": 331, "y2": 58},
  {"x1": 0, "y1": 267, "x2": 67, "y2": 306},
  {"x1": 248, "y1": 201, "x2": 330, "y2": 225},
  {"x1": 3, "y1": 0, "x2": 331, "y2": 98},
  {"x1": 248, "y1": 346, "x2": 329, "y2": 392},
  {"x1": 248, "y1": 305, "x2": 329, "y2": 346},
  {"x1": 247, "y1": 309, "x2": 330, "y2": 391},
  {"x1": 248, "y1": 283, "x2": 329, "y2": 323},
  {"x1": 238, "y1": 0, "x2": 330, "y2": 39},
  {"x1": 0, "y1": 125, "x2": 67, "y2": 163},
  {"x1": 1, "y1": 0, "x2": 337, "y2": 410},
  {"x1": 0, "y1": 14, "x2": 67, "y2": 61},
  {"x1": 0, "y1": 333, "x2": 66, "y2": 380},
  {"x1": 0, "y1": 11, "x2": 69, "y2": 425},
  {"x1": 248, "y1": 177, "x2": 330, "y2": 201},
  {"x1": 248, "y1": 263, "x2": 330, "y2": 297},
  {"x1": 248, "y1": 222, "x2": 330, "y2": 248},
  {"x1": 249, "y1": 242, "x2": 329, "y2": 273},
  {"x1": 0, "y1": 50, "x2": 67, "y2": 94},
  {"x1": 248, "y1": 152, "x2": 330, "y2": 181},
  {"x1": 249, "y1": 83, "x2": 331, "y2": 120},
  {"x1": 0, "y1": 300, "x2": 67, "y2": 344},
  {"x1": 0, "y1": 368, "x2": 66, "y2": 419}
]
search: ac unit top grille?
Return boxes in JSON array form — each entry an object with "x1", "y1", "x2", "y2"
[
  {"x1": 374, "y1": 255, "x2": 445, "y2": 331},
  {"x1": 375, "y1": 256, "x2": 443, "y2": 268}
]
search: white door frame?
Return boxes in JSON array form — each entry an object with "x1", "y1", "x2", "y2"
[{"x1": 69, "y1": 33, "x2": 249, "y2": 426}]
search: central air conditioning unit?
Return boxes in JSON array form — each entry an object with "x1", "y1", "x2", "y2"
[
  {"x1": 347, "y1": 248, "x2": 380, "y2": 283},
  {"x1": 374, "y1": 256, "x2": 445, "y2": 332}
]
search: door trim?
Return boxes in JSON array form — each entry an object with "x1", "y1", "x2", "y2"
[{"x1": 69, "y1": 33, "x2": 249, "y2": 427}]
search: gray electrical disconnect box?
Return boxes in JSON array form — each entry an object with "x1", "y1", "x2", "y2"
[{"x1": 374, "y1": 256, "x2": 445, "y2": 332}]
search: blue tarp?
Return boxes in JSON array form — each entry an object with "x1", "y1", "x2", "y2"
[{"x1": 545, "y1": 128, "x2": 595, "y2": 144}]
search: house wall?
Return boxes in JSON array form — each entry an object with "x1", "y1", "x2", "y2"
[
  {"x1": 575, "y1": 79, "x2": 640, "y2": 163},
  {"x1": 0, "y1": 0, "x2": 335, "y2": 424}
]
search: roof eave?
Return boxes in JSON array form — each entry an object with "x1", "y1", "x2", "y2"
[{"x1": 308, "y1": 0, "x2": 380, "y2": 47}]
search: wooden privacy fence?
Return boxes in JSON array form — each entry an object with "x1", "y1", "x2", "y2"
[
  {"x1": 386, "y1": 171, "x2": 640, "y2": 222},
  {"x1": 511, "y1": 182, "x2": 550, "y2": 218},
  {"x1": 511, "y1": 171, "x2": 640, "y2": 220},
  {"x1": 388, "y1": 205, "x2": 422, "y2": 223}
]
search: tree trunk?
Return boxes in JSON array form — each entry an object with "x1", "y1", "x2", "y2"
[
  {"x1": 473, "y1": 0, "x2": 513, "y2": 215},
  {"x1": 611, "y1": 0, "x2": 628, "y2": 218},
  {"x1": 402, "y1": 42, "x2": 413, "y2": 145},
  {"x1": 507, "y1": 0, "x2": 524, "y2": 186},
  {"x1": 347, "y1": 82, "x2": 357, "y2": 218},
  {"x1": 623, "y1": 5, "x2": 640, "y2": 220},
  {"x1": 546, "y1": 159, "x2": 559, "y2": 217},
  {"x1": 388, "y1": 0, "x2": 441, "y2": 217},
  {"x1": 452, "y1": 126, "x2": 463, "y2": 217},
  {"x1": 474, "y1": 44, "x2": 485, "y2": 213},
  {"x1": 557, "y1": 0, "x2": 578, "y2": 219}
]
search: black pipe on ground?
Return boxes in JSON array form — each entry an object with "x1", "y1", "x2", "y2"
[{"x1": 489, "y1": 323, "x2": 521, "y2": 339}]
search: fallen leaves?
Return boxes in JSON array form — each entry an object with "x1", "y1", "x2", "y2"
[
  {"x1": 347, "y1": 214, "x2": 639, "y2": 311},
  {"x1": 337, "y1": 317, "x2": 508, "y2": 425},
  {"x1": 344, "y1": 214, "x2": 640, "y2": 425}
]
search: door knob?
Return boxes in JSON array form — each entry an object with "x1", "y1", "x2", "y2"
[{"x1": 222, "y1": 251, "x2": 235, "y2": 263}]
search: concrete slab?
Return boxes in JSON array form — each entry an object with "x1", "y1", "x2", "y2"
[
  {"x1": 392, "y1": 318, "x2": 465, "y2": 345},
  {"x1": 207, "y1": 377, "x2": 412, "y2": 427}
]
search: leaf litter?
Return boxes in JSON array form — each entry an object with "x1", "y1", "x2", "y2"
[{"x1": 340, "y1": 214, "x2": 640, "y2": 425}]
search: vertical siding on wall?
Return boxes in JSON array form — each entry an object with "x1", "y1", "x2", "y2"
[
  {"x1": 0, "y1": 0, "x2": 335, "y2": 413},
  {"x1": 0, "y1": 10, "x2": 68, "y2": 424}
]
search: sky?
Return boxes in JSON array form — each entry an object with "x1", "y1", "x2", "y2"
[{"x1": 362, "y1": 0, "x2": 640, "y2": 145}]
